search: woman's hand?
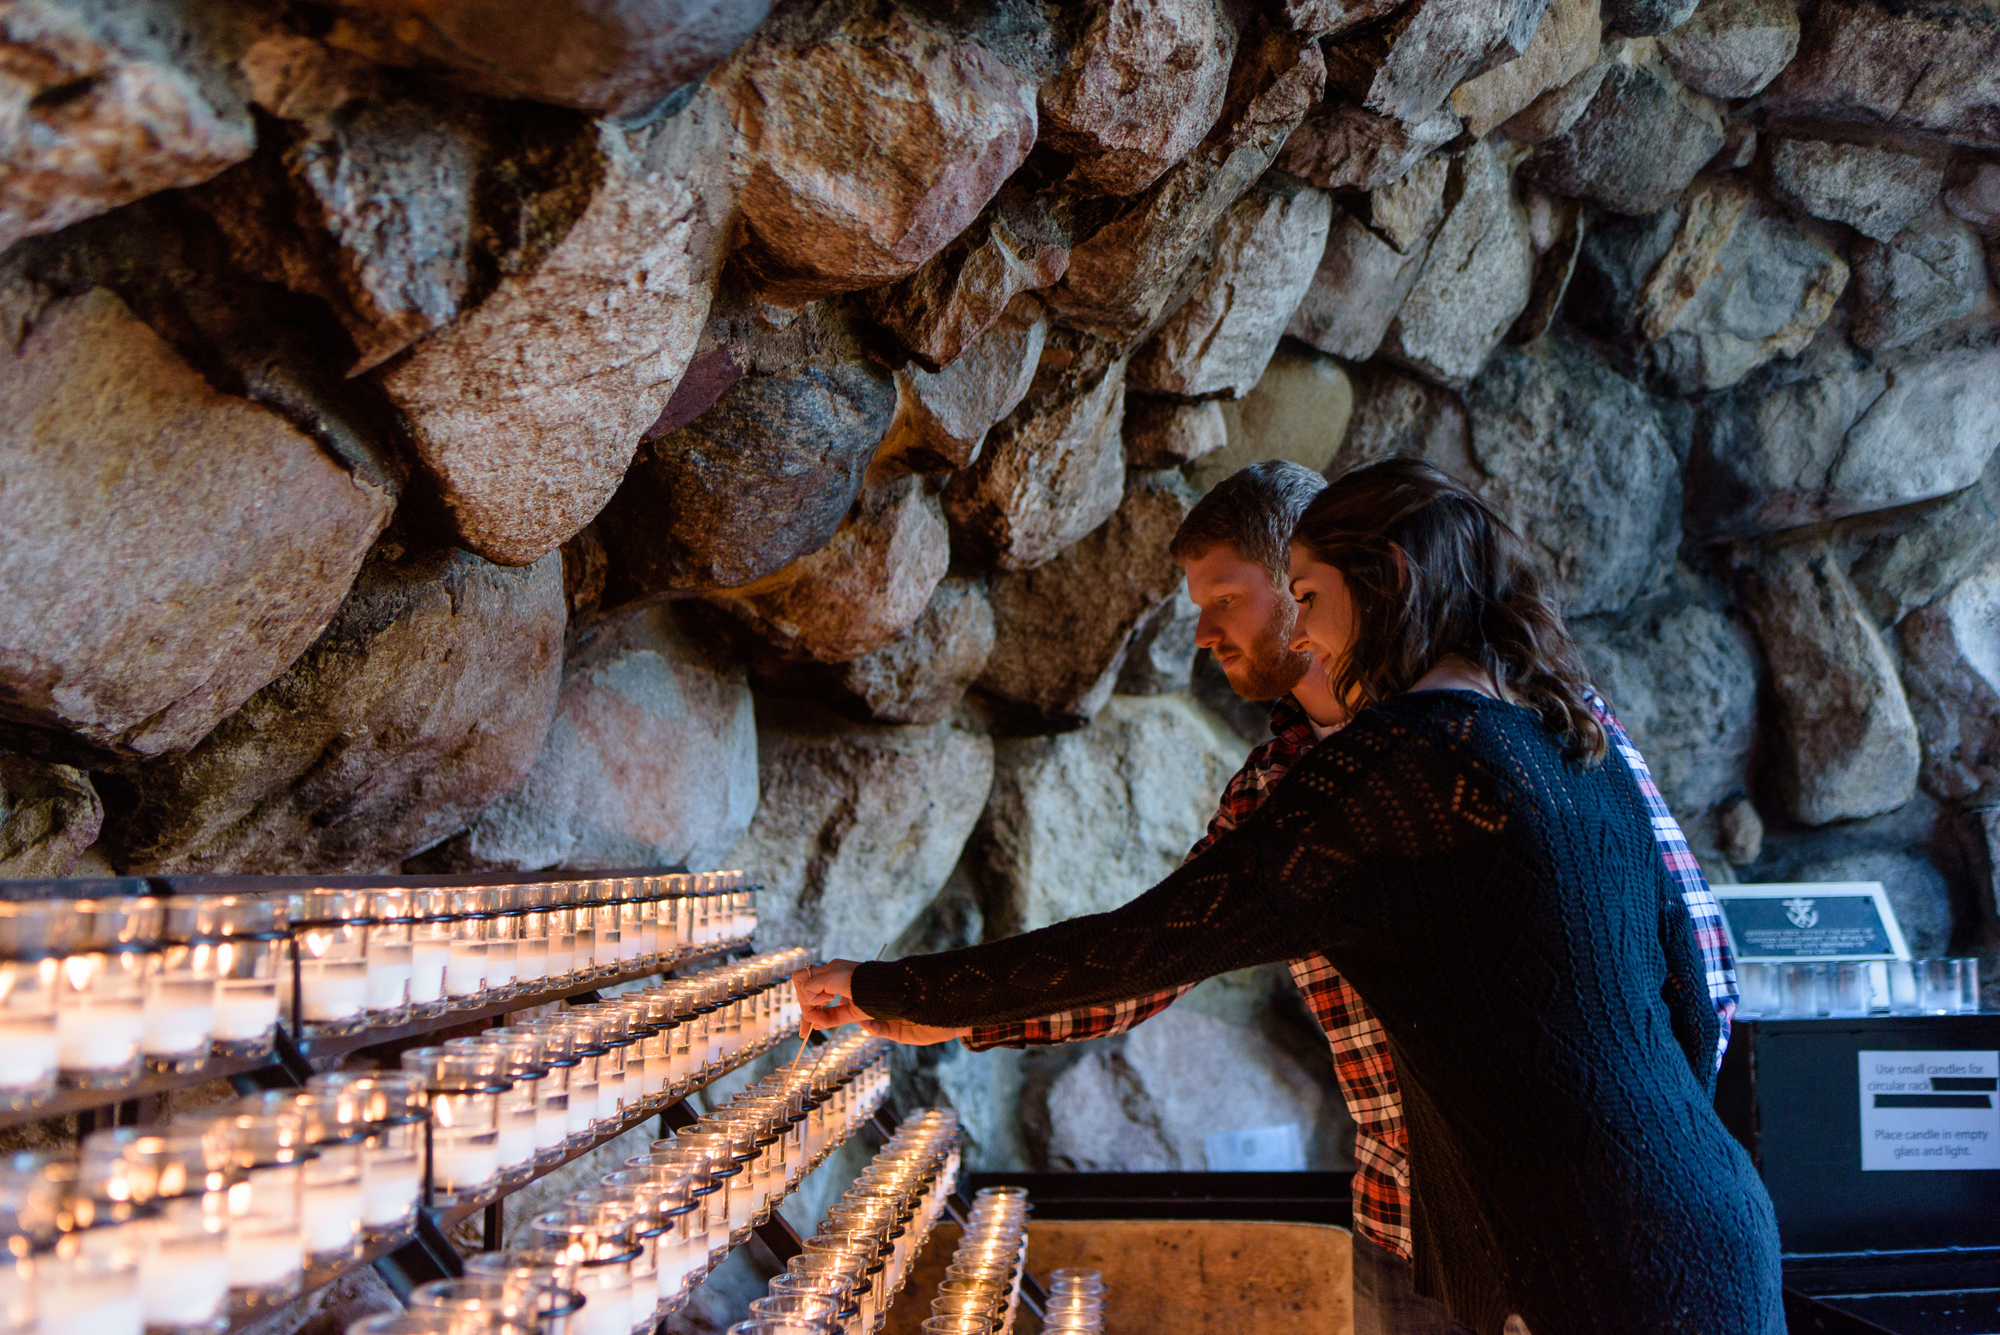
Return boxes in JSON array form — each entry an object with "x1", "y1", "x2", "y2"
[{"x1": 791, "y1": 961, "x2": 971, "y2": 1046}]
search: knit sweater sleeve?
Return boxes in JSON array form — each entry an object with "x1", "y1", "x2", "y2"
[
  {"x1": 850, "y1": 703, "x2": 1509, "y2": 1029},
  {"x1": 1658, "y1": 858, "x2": 1723, "y2": 1095}
]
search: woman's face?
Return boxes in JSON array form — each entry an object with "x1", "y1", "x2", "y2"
[{"x1": 1287, "y1": 547, "x2": 1360, "y2": 688}]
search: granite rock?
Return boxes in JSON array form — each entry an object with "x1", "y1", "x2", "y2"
[
  {"x1": 0, "y1": 283, "x2": 393, "y2": 764},
  {"x1": 1850, "y1": 456, "x2": 2000, "y2": 625},
  {"x1": 864, "y1": 196, "x2": 1070, "y2": 373},
  {"x1": 1336, "y1": 364, "x2": 1473, "y2": 479},
  {"x1": 0, "y1": 755, "x2": 102, "y2": 878},
  {"x1": 1127, "y1": 178, "x2": 1333, "y2": 400},
  {"x1": 0, "y1": 0, "x2": 254, "y2": 251},
  {"x1": 1285, "y1": 158, "x2": 1449, "y2": 361},
  {"x1": 1039, "y1": 0, "x2": 1236, "y2": 197},
  {"x1": 1602, "y1": 0, "x2": 1700, "y2": 35},
  {"x1": 325, "y1": 0, "x2": 770, "y2": 117},
  {"x1": 1656, "y1": 0, "x2": 1798, "y2": 98},
  {"x1": 1123, "y1": 397, "x2": 1229, "y2": 469},
  {"x1": 873, "y1": 305, "x2": 1044, "y2": 477},
  {"x1": 1521, "y1": 56, "x2": 1724, "y2": 215},
  {"x1": 1275, "y1": 101, "x2": 1461, "y2": 193},
  {"x1": 1946, "y1": 160, "x2": 2000, "y2": 236},
  {"x1": 1767, "y1": 138, "x2": 1946, "y2": 244},
  {"x1": 814, "y1": 577, "x2": 996, "y2": 726},
  {"x1": 1450, "y1": 0, "x2": 1602, "y2": 139},
  {"x1": 1849, "y1": 207, "x2": 1990, "y2": 352},
  {"x1": 109, "y1": 544, "x2": 565, "y2": 875},
  {"x1": 1115, "y1": 589, "x2": 1201, "y2": 696},
  {"x1": 1324, "y1": 0, "x2": 1555, "y2": 125},
  {"x1": 437, "y1": 602, "x2": 757, "y2": 873},
  {"x1": 1464, "y1": 337, "x2": 1682, "y2": 616},
  {"x1": 1193, "y1": 345, "x2": 1355, "y2": 491},
  {"x1": 1899, "y1": 561, "x2": 2000, "y2": 801},
  {"x1": 1760, "y1": 0, "x2": 2000, "y2": 148},
  {"x1": 1738, "y1": 541, "x2": 1921, "y2": 826},
  {"x1": 977, "y1": 472, "x2": 1198, "y2": 730}
]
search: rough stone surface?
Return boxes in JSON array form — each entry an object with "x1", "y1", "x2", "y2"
[
  {"x1": 1850, "y1": 457, "x2": 2000, "y2": 625},
  {"x1": 1849, "y1": 207, "x2": 1990, "y2": 352},
  {"x1": 1521, "y1": 57, "x2": 1724, "y2": 215},
  {"x1": 1194, "y1": 345, "x2": 1356, "y2": 491},
  {"x1": 1738, "y1": 541, "x2": 1922, "y2": 826},
  {"x1": 1577, "y1": 175, "x2": 1848, "y2": 393},
  {"x1": 732, "y1": 12, "x2": 1038, "y2": 304},
  {"x1": 1039, "y1": 0, "x2": 1236, "y2": 197},
  {"x1": 375, "y1": 120, "x2": 719, "y2": 566},
  {"x1": 706, "y1": 476, "x2": 950, "y2": 664},
  {"x1": 1286, "y1": 158, "x2": 1450, "y2": 362},
  {"x1": 1115, "y1": 589, "x2": 1201, "y2": 696},
  {"x1": 1767, "y1": 138, "x2": 1946, "y2": 244},
  {"x1": 873, "y1": 305, "x2": 1044, "y2": 477},
  {"x1": 1900, "y1": 561, "x2": 2000, "y2": 801},
  {"x1": 1324, "y1": 0, "x2": 1554, "y2": 126},
  {"x1": 437, "y1": 602, "x2": 757, "y2": 873},
  {"x1": 1760, "y1": 0, "x2": 2000, "y2": 148},
  {"x1": 0, "y1": 755, "x2": 101, "y2": 878},
  {"x1": 1336, "y1": 364, "x2": 1473, "y2": 479},
  {"x1": 971, "y1": 694, "x2": 1248, "y2": 937},
  {"x1": 1127, "y1": 178, "x2": 1333, "y2": 400},
  {"x1": 1124, "y1": 397, "x2": 1229, "y2": 469},
  {"x1": 814, "y1": 577, "x2": 996, "y2": 726},
  {"x1": 1450, "y1": 0, "x2": 1602, "y2": 139},
  {"x1": 0, "y1": 283, "x2": 394, "y2": 764},
  {"x1": 0, "y1": 0, "x2": 254, "y2": 251},
  {"x1": 1751, "y1": 798, "x2": 1957, "y2": 956},
  {"x1": 1382, "y1": 141, "x2": 1536, "y2": 389},
  {"x1": 1656, "y1": 0, "x2": 1798, "y2": 98},
  {"x1": 1499, "y1": 44, "x2": 1612, "y2": 144},
  {"x1": 597, "y1": 311, "x2": 898, "y2": 596},
  {"x1": 108, "y1": 544, "x2": 565, "y2": 875},
  {"x1": 728, "y1": 703, "x2": 994, "y2": 963},
  {"x1": 1946, "y1": 160, "x2": 2000, "y2": 236},
  {"x1": 325, "y1": 0, "x2": 769, "y2": 117},
  {"x1": 1696, "y1": 337, "x2": 2000, "y2": 535},
  {"x1": 1275, "y1": 101, "x2": 1461, "y2": 193},
  {"x1": 977, "y1": 473, "x2": 1198, "y2": 730},
  {"x1": 1464, "y1": 338, "x2": 1682, "y2": 616},
  {"x1": 942, "y1": 353, "x2": 1129, "y2": 572},
  {"x1": 1602, "y1": 0, "x2": 1700, "y2": 36}
]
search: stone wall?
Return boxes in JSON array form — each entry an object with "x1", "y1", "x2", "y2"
[{"x1": 2, "y1": 0, "x2": 1999, "y2": 1192}]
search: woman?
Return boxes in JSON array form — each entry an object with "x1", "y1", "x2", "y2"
[{"x1": 795, "y1": 460, "x2": 1783, "y2": 1335}]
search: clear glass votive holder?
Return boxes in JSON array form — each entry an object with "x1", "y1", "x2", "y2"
[
  {"x1": 527, "y1": 1205, "x2": 637, "y2": 1335},
  {"x1": 443, "y1": 889, "x2": 492, "y2": 1006},
  {"x1": 588, "y1": 883, "x2": 622, "y2": 979},
  {"x1": 1827, "y1": 961, "x2": 1870, "y2": 1017},
  {"x1": 293, "y1": 1095, "x2": 365, "y2": 1267},
  {"x1": 488, "y1": 888, "x2": 525, "y2": 1000},
  {"x1": 56, "y1": 898, "x2": 162, "y2": 1091},
  {"x1": 220, "y1": 1112, "x2": 306, "y2": 1312},
  {"x1": 208, "y1": 897, "x2": 286, "y2": 1062},
  {"x1": 1922, "y1": 958, "x2": 1968, "y2": 1014},
  {"x1": 142, "y1": 900, "x2": 221, "y2": 1077},
  {"x1": 1776, "y1": 962, "x2": 1828, "y2": 1019},
  {"x1": 442, "y1": 1037, "x2": 538, "y2": 1187},
  {"x1": 289, "y1": 892, "x2": 369, "y2": 1039},
  {"x1": 364, "y1": 890, "x2": 415, "y2": 1026},
  {"x1": 408, "y1": 890, "x2": 453, "y2": 1019},
  {"x1": 1955, "y1": 957, "x2": 1982, "y2": 1012},
  {"x1": 0, "y1": 901, "x2": 70, "y2": 1110},
  {"x1": 564, "y1": 884, "x2": 597, "y2": 984},
  {"x1": 399, "y1": 1048, "x2": 504, "y2": 1208},
  {"x1": 514, "y1": 886, "x2": 553, "y2": 994},
  {"x1": 1882, "y1": 958, "x2": 1921, "y2": 1014}
]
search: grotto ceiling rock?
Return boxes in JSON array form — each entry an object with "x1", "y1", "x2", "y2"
[{"x1": 0, "y1": 0, "x2": 1997, "y2": 1189}]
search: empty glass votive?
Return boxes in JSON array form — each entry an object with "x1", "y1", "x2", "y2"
[
  {"x1": 208, "y1": 897, "x2": 286, "y2": 1062},
  {"x1": 1955, "y1": 957, "x2": 1982, "y2": 1013},
  {"x1": 1777, "y1": 962, "x2": 1827, "y2": 1018},
  {"x1": 1922, "y1": 958, "x2": 1968, "y2": 1014},
  {"x1": 1883, "y1": 958, "x2": 1921, "y2": 1014},
  {"x1": 1733, "y1": 961, "x2": 1773, "y2": 1018},
  {"x1": 1827, "y1": 961, "x2": 1870, "y2": 1017}
]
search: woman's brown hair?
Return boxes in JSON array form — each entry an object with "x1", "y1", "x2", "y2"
[{"x1": 1292, "y1": 458, "x2": 1607, "y2": 766}]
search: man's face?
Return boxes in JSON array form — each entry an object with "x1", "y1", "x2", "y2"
[{"x1": 1184, "y1": 544, "x2": 1313, "y2": 701}]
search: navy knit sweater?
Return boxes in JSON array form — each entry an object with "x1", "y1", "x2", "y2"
[{"x1": 853, "y1": 692, "x2": 1783, "y2": 1335}]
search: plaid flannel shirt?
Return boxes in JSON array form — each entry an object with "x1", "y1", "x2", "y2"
[{"x1": 963, "y1": 691, "x2": 1740, "y2": 1262}]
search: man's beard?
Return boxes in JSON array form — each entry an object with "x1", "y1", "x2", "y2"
[{"x1": 1214, "y1": 601, "x2": 1313, "y2": 701}]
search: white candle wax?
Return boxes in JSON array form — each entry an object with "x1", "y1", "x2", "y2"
[
  {"x1": 619, "y1": 927, "x2": 643, "y2": 965},
  {"x1": 595, "y1": 929, "x2": 621, "y2": 971},
  {"x1": 432, "y1": 1135, "x2": 498, "y2": 1193},
  {"x1": 598, "y1": 1067, "x2": 625, "y2": 1122},
  {"x1": 535, "y1": 1095, "x2": 568, "y2": 1151},
  {"x1": 225, "y1": 1227, "x2": 303, "y2": 1289},
  {"x1": 365, "y1": 954, "x2": 411, "y2": 1011},
  {"x1": 639, "y1": 923, "x2": 659, "y2": 960},
  {"x1": 140, "y1": 1250, "x2": 228, "y2": 1326},
  {"x1": 38, "y1": 1287, "x2": 141, "y2": 1335},
  {"x1": 362, "y1": 1158, "x2": 420, "y2": 1228},
  {"x1": 566, "y1": 1082, "x2": 597, "y2": 1137},
  {"x1": 212, "y1": 985, "x2": 278, "y2": 1041},
  {"x1": 484, "y1": 943, "x2": 518, "y2": 991},
  {"x1": 299, "y1": 960, "x2": 368, "y2": 1022},
  {"x1": 142, "y1": 998, "x2": 216, "y2": 1055},
  {"x1": 545, "y1": 939, "x2": 573, "y2": 979},
  {"x1": 0, "y1": 1021, "x2": 58, "y2": 1087},
  {"x1": 646, "y1": 1052, "x2": 671, "y2": 1096},
  {"x1": 497, "y1": 1121, "x2": 535, "y2": 1169},
  {"x1": 443, "y1": 942, "x2": 485, "y2": 997},
  {"x1": 408, "y1": 942, "x2": 449, "y2": 1004},
  {"x1": 301, "y1": 1181, "x2": 363, "y2": 1255},
  {"x1": 571, "y1": 927, "x2": 596, "y2": 968},
  {"x1": 56, "y1": 1003, "x2": 143, "y2": 1070},
  {"x1": 576, "y1": 1272, "x2": 630, "y2": 1335},
  {"x1": 516, "y1": 938, "x2": 549, "y2": 986}
]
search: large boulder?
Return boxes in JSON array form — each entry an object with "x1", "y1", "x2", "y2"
[
  {"x1": 1463, "y1": 338, "x2": 1682, "y2": 616},
  {"x1": 872, "y1": 303, "x2": 1045, "y2": 478},
  {"x1": 1323, "y1": 0, "x2": 1553, "y2": 125},
  {"x1": 1849, "y1": 207, "x2": 1990, "y2": 352},
  {"x1": 942, "y1": 351, "x2": 1129, "y2": 572},
  {"x1": 969, "y1": 694, "x2": 1249, "y2": 936},
  {"x1": 1760, "y1": 0, "x2": 2000, "y2": 148},
  {"x1": 1849, "y1": 455, "x2": 2000, "y2": 625},
  {"x1": 1449, "y1": 0, "x2": 1602, "y2": 138},
  {"x1": 1123, "y1": 397, "x2": 1230, "y2": 469},
  {"x1": 728, "y1": 702, "x2": 995, "y2": 963},
  {"x1": 0, "y1": 0, "x2": 254, "y2": 251},
  {"x1": 705, "y1": 476, "x2": 950, "y2": 665},
  {"x1": 1275, "y1": 100, "x2": 1461, "y2": 193},
  {"x1": 809, "y1": 577, "x2": 997, "y2": 727},
  {"x1": 1194, "y1": 345, "x2": 1356, "y2": 491},
  {"x1": 1127, "y1": 178, "x2": 1333, "y2": 400},
  {"x1": 1573, "y1": 175, "x2": 1848, "y2": 394},
  {"x1": 1038, "y1": 0, "x2": 1236, "y2": 197},
  {"x1": 373, "y1": 116, "x2": 725, "y2": 566},
  {"x1": 596, "y1": 306, "x2": 898, "y2": 597},
  {"x1": 431, "y1": 603, "x2": 757, "y2": 873},
  {"x1": 1656, "y1": 0, "x2": 1797, "y2": 97},
  {"x1": 1694, "y1": 336, "x2": 2000, "y2": 535},
  {"x1": 1285, "y1": 157, "x2": 1450, "y2": 363},
  {"x1": 977, "y1": 473, "x2": 1199, "y2": 731},
  {"x1": 1603, "y1": 0, "x2": 1699, "y2": 35},
  {"x1": 1767, "y1": 138, "x2": 1946, "y2": 244},
  {"x1": 731, "y1": 11, "x2": 1038, "y2": 304},
  {"x1": 1738, "y1": 541, "x2": 1921, "y2": 826},
  {"x1": 0, "y1": 755, "x2": 102, "y2": 878},
  {"x1": 0, "y1": 282, "x2": 394, "y2": 764},
  {"x1": 1381, "y1": 140, "x2": 1535, "y2": 388},
  {"x1": 108, "y1": 544, "x2": 566, "y2": 875},
  {"x1": 1900, "y1": 562, "x2": 2000, "y2": 801},
  {"x1": 1520, "y1": 56, "x2": 1724, "y2": 216},
  {"x1": 324, "y1": 0, "x2": 769, "y2": 117},
  {"x1": 1337, "y1": 364, "x2": 1473, "y2": 479}
]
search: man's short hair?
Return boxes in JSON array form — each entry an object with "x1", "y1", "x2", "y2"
[{"x1": 1169, "y1": 460, "x2": 1327, "y2": 585}]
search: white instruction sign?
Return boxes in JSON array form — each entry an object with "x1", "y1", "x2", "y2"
[{"x1": 1859, "y1": 1050, "x2": 2000, "y2": 1171}]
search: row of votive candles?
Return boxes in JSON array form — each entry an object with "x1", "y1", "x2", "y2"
[
  {"x1": 731, "y1": 1109, "x2": 964, "y2": 1335},
  {"x1": 341, "y1": 1034, "x2": 900, "y2": 1335},
  {"x1": 0, "y1": 873, "x2": 758, "y2": 1106},
  {"x1": 0, "y1": 949, "x2": 810, "y2": 1335},
  {"x1": 1737, "y1": 957, "x2": 1983, "y2": 1019},
  {"x1": 923, "y1": 1188, "x2": 1031, "y2": 1335}
]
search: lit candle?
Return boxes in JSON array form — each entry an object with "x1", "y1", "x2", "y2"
[
  {"x1": 211, "y1": 983, "x2": 278, "y2": 1042},
  {"x1": 56, "y1": 1000, "x2": 143, "y2": 1071},
  {"x1": 409, "y1": 941, "x2": 449, "y2": 1005},
  {"x1": 431, "y1": 1131, "x2": 499, "y2": 1196},
  {"x1": 366, "y1": 949, "x2": 411, "y2": 1012},
  {"x1": 299, "y1": 959, "x2": 368, "y2": 1022},
  {"x1": 362, "y1": 1158, "x2": 420, "y2": 1230},
  {"x1": 443, "y1": 941, "x2": 486, "y2": 998},
  {"x1": 0, "y1": 1016, "x2": 58, "y2": 1089},
  {"x1": 36, "y1": 1265, "x2": 142, "y2": 1335},
  {"x1": 301, "y1": 1179, "x2": 363, "y2": 1258},
  {"x1": 484, "y1": 940, "x2": 518, "y2": 993},
  {"x1": 141, "y1": 991, "x2": 216, "y2": 1056},
  {"x1": 224, "y1": 1225, "x2": 302, "y2": 1291},
  {"x1": 139, "y1": 1241, "x2": 228, "y2": 1328},
  {"x1": 516, "y1": 936, "x2": 550, "y2": 987}
]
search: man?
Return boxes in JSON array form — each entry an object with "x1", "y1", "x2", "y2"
[{"x1": 857, "y1": 461, "x2": 1741, "y2": 1335}]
